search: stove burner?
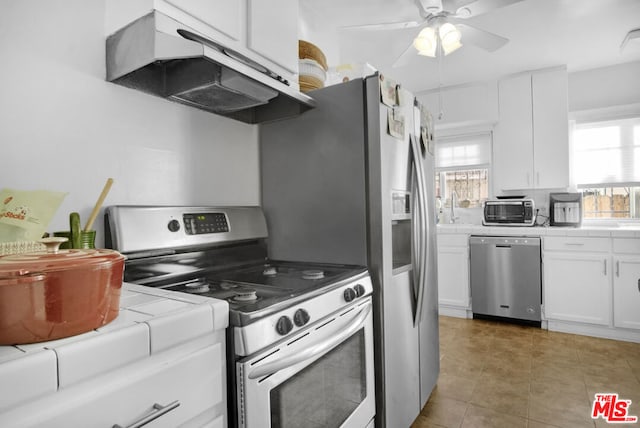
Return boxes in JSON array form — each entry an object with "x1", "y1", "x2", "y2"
[
  {"x1": 263, "y1": 266, "x2": 277, "y2": 276},
  {"x1": 184, "y1": 280, "x2": 210, "y2": 294},
  {"x1": 233, "y1": 290, "x2": 258, "y2": 302},
  {"x1": 302, "y1": 269, "x2": 325, "y2": 280}
]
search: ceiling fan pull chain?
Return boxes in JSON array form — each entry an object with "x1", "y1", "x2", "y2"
[{"x1": 437, "y1": 45, "x2": 444, "y2": 120}]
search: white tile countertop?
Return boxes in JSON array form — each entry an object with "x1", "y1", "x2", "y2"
[
  {"x1": 437, "y1": 223, "x2": 640, "y2": 238},
  {"x1": 0, "y1": 283, "x2": 229, "y2": 413}
]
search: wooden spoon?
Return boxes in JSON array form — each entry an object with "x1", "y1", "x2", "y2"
[{"x1": 84, "y1": 178, "x2": 113, "y2": 232}]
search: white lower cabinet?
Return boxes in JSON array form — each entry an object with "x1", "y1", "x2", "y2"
[
  {"x1": 613, "y1": 238, "x2": 640, "y2": 330},
  {"x1": 437, "y1": 234, "x2": 470, "y2": 315},
  {"x1": 543, "y1": 251, "x2": 611, "y2": 325},
  {"x1": 0, "y1": 337, "x2": 226, "y2": 428},
  {"x1": 613, "y1": 256, "x2": 640, "y2": 330}
]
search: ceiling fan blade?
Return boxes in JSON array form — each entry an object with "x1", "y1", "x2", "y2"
[
  {"x1": 455, "y1": 22, "x2": 509, "y2": 51},
  {"x1": 453, "y1": 0, "x2": 525, "y2": 19},
  {"x1": 392, "y1": 42, "x2": 419, "y2": 68},
  {"x1": 342, "y1": 20, "x2": 424, "y2": 31}
]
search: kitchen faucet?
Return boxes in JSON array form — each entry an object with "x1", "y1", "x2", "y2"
[{"x1": 449, "y1": 191, "x2": 459, "y2": 224}]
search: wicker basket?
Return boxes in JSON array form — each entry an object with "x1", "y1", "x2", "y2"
[
  {"x1": 299, "y1": 40, "x2": 328, "y2": 71},
  {"x1": 0, "y1": 241, "x2": 46, "y2": 256},
  {"x1": 299, "y1": 75, "x2": 324, "y2": 93},
  {"x1": 299, "y1": 58, "x2": 326, "y2": 92}
]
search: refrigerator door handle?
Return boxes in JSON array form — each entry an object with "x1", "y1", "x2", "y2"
[
  {"x1": 411, "y1": 162, "x2": 421, "y2": 301},
  {"x1": 410, "y1": 135, "x2": 428, "y2": 327}
]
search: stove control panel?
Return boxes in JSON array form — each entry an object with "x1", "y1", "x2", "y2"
[{"x1": 183, "y1": 212, "x2": 229, "y2": 235}]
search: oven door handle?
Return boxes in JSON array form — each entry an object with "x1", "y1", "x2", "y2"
[{"x1": 247, "y1": 302, "x2": 372, "y2": 380}]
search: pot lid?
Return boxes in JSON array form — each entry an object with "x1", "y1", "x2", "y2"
[{"x1": 0, "y1": 238, "x2": 125, "y2": 277}]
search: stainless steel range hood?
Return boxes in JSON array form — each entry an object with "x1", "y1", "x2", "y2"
[{"x1": 106, "y1": 12, "x2": 315, "y2": 124}]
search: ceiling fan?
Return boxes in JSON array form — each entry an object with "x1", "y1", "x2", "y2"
[{"x1": 343, "y1": 0, "x2": 524, "y2": 67}]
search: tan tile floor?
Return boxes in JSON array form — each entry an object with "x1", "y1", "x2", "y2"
[{"x1": 412, "y1": 316, "x2": 640, "y2": 428}]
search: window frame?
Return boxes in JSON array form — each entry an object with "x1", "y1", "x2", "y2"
[
  {"x1": 569, "y1": 104, "x2": 640, "y2": 223},
  {"x1": 434, "y1": 130, "x2": 493, "y2": 209}
]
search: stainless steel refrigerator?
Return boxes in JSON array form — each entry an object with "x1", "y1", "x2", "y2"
[{"x1": 259, "y1": 74, "x2": 439, "y2": 428}]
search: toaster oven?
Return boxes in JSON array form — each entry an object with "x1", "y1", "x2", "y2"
[{"x1": 483, "y1": 198, "x2": 536, "y2": 226}]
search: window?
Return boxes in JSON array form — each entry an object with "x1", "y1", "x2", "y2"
[
  {"x1": 435, "y1": 132, "x2": 491, "y2": 209},
  {"x1": 571, "y1": 116, "x2": 640, "y2": 219}
]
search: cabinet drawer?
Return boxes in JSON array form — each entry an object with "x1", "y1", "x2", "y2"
[
  {"x1": 543, "y1": 236, "x2": 610, "y2": 253},
  {"x1": 613, "y1": 238, "x2": 640, "y2": 254},
  {"x1": 0, "y1": 340, "x2": 226, "y2": 428},
  {"x1": 437, "y1": 234, "x2": 468, "y2": 247}
]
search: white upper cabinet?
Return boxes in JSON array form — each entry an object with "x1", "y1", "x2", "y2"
[
  {"x1": 493, "y1": 67, "x2": 569, "y2": 193},
  {"x1": 106, "y1": 0, "x2": 298, "y2": 83},
  {"x1": 247, "y1": 0, "x2": 298, "y2": 75},
  {"x1": 165, "y1": 0, "x2": 243, "y2": 41},
  {"x1": 532, "y1": 69, "x2": 570, "y2": 189},
  {"x1": 493, "y1": 73, "x2": 533, "y2": 190}
]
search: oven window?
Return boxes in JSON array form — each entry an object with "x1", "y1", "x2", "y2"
[
  {"x1": 270, "y1": 330, "x2": 367, "y2": 428},
  {"x1": 487, "y1": 204, "x2": 524, "y2": 221}
]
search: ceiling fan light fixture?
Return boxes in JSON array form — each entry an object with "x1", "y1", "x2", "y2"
[
  {"x1": 439, "y1": 23, "x2": 461, "y2": 44},
  {"x1": 413, "y1": 27, "x2": 437, "y2": 57},
  {"x1": 438, "y1": 22, "x2": 462, "y2": 55},
  {"x1": 442, "y1": 39, "x2": 462, "y2": 55}
]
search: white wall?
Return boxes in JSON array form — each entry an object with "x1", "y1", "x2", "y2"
[
  {"x1": 0, "y1": 1, "x2": 260, "y2": 246},
  {"x1": 569, "y1": 61, "x2": 640, "y2": 112},
  {"x1": 417, "y1": 82, "x2": 499, "y2": 131}
]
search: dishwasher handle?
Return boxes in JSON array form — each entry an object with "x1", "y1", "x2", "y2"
[{"x1": 495, "y1": 244, "x2": 512, "y2": 249}]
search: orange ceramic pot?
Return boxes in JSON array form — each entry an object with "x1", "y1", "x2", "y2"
[{"x1": 0, "y1": 244, "x2": 125, "y2": 345}]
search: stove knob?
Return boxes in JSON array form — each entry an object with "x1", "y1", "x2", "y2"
[
  {"x1": 354, "y1": 284, "x2": 366, "y2": 297},
  {"x1": 167, "y1": 219, "x2": 181, "y2": 232},
  {"x1": 293, "y1": 309, "x2": 310, "y2": 327},
  {"x1": 344, "y1": 287, "x2": 356, "y2": 302},
  {"x1": 276, "y1": 316, "x2": 294, "y2": 336}
]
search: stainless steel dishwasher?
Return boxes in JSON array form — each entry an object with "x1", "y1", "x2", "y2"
[{"x1": 469, "y1": 236, "x2": 542, "y2": 324}]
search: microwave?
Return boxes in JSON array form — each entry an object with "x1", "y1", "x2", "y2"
[{"x1": 483, "y1": 198, "x2": 536, "y2": 226}]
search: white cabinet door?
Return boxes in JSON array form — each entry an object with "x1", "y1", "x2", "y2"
[
  {"x1": 109, "y1": 0, "x2": 298, "y2": 80},
  {"x1": 165, "y1": 0, "x2": 243, "y2": 41},
  {"x1": 532, "y1": 68, "x2": 569, "y2": 189},
  {"x1": 247, "y1": 0, "x2": 298, "y2": 74},
  {"x1": 437, "y1": 246, "x2": 470, "y2": 308},
  {"x1": 613, "y1": 256, "x2": 640, "y2": 330},
  {"x1": 543, "y1": 252, "x2": 611, "y2": 325},
  {"x1": 493, "y1": 73, "x2": 533, "y2": 192},
  {"x1": 493, "y1": 68, "x2": 570, "y2": 192}
]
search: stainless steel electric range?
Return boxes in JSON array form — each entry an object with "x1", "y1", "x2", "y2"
[{"x1": 105, "y1": 206, "x2": 376, "y2": 428}]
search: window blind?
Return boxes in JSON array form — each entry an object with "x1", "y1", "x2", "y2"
[
  {"x1": 435, "y1": 132, "x2": 492, "y2": 169},
  {"x1": 572, "y1": 117, "x2": 640, "y2": 187}
]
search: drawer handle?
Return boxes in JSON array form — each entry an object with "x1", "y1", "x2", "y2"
[
  {"x1": 638, "y1": 279, "x2": 640, "y2": 293},
  {"x1": 113, "y1": 400, "x2": 180, "y2": 428},
  {"x1": 604, "y1": 259, "x2": 607, "y2": 276},
  {"x1": 565, "y1": 242, "x2": 585, "y2": 246}
]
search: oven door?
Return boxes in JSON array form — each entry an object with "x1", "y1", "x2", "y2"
[{"x1": 237, "y1": 298, "x2": 375, "y2": 428}]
